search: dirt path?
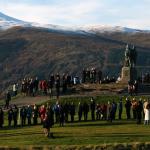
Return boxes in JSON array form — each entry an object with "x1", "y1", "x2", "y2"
[{"x1": 0, "y1": 95, "x2": 50, "y2": 108}]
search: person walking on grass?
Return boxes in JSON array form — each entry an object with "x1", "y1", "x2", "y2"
[{"x1": 43, "y1": 106, "x2": 54, "y2": 138}]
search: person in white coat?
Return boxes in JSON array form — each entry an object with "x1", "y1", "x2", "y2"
[{"x1": 144, "y1": 100, "x2": 150, "y2": 125}]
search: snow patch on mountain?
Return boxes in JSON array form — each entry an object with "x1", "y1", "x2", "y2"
[{"x1": 0, "y1": 12, "x2": 149, "y2": 34}]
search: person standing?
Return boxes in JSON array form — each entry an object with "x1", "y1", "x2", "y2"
[
  {"x1": 13, "y1": 105, "x2": 18, "y2": 127},
  {"x1": 0, "y1": 107, "x2": 4, "y2": 128},
  {"x1": 90, "y1": 98, "x2": 95, "y2": 121},
  {"x1": 131, "y1": 98, "x2": 138, "y2": 119},
  {"x1": 5, "y1": 91, "x2": 11, "y2": 109},
  {"x1": 118, "y1": 98, "x2": 123, "y2": 120},
  {"x1": 59, "y1": 104, "x2": 65, "y2": 126},
  {"x1": 136, "y1": 100, "x2": 143, "y2": 124},
  {"x1": 32, "y1": 104, "x2": 38, "y2": 125},
  {"x1": 78, "y1": 102, "x2": 83, "y2": 121},
  {"x1": 144, "y1": 101, "x2": 150, "y2": 125},
  {"x1": 33, "y1": 77, "x2": 39, "y2": 95},
  {"x1": 133, "y1": 80, "x2": 138, "y2": 95},
  {"x1": 12, "y1": 83, "x2": 17, "y2": 97},
  {"x1": 64, "y1": 102, "x2": 69, "y2": 123},
  {"x1": 39, "y1": 105, "x2": 46, "y2": 124},
  {"x1": 70, "y1": 102, "x2": 75, "y2": 122},
  {"x1": 125, "y1": 98, "x2": 132, "y2": 119},
  {"x1": 83, "y1": 102, "x2": 89, "y2": 121},
  {"x1": 20, "y1": 106, "x2": 27, "y2": 126},
  {"x1": 55, "y1": 75, "x2": 60, "y2": 99},
  {"x1": 26, "y1": 105, "x2": 32, "y2": 125},
  {"x1": 8, "y1": 107, "x2": 13, "y2": 127},
  {"x1": 43, "y1": 105, "x2": 54, "y2": 137},
  {"x1": 82, "y1": 68, "x2": 86, "y2": 83}
]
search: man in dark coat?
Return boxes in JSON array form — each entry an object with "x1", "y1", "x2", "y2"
[
  {"x1": 90, "y1": 98, "x2": 96, "y2": 121},
  {"x1": 83, "y1": 102, "x2": 89, "y2": 121},
  {"x1": 55, "y1": 75, "x2": 60, "y2": 99},
  {"x1": 5, "y1": 91, "x2": 11, "y2": 109},
  {"x1": 125, "y1": 98, "x2": 132, "y2": 119},
  {"x1": 78, "y1": 102, "x2": 83, "y2": 121},
  {"x1": 48, "y1": 75, "x2": 55, "y2": 98},
  {"x1": 59, "y1": 104, "x2": 65, "y2": 126},
  {"x1": 136, "y1": 100, "x2": 143, "y2": 124},
  {"x1": 8, "y1": 107, "x2": 13, "y2": 127},
  {"x1": 64, "y1": 102, "x2": 69, "y2": 122},
  {"x1": 33, "y1": 77, "x2": 39, "y2": 95},
  {"x1": 26, "y1": 105, "x2": 32, "y2": 125},
  {"x1": 13, "y1": 105, "x2": 18, "y2": 127},
  {"x1": 82, "y1": 68, "x2": 86, "y2": 83},
  {"x1": 62, "y1": 74, "x2": 67, "y2": 94},
  {"x1": 118, "y1": 98, "x2": 123, "y2": 120},
  {"x1": 32, "y1": 104, "x2": 38, "y2": 125},
  {"x1": 20, "y1": 106, "x2": 27, "y2": 126},
  {"x1": 70, "y1": 102, "x2": 75, "y2": 122},
  {"x1": 98, "y1": 70, "x2": 102, "y2": 84}
]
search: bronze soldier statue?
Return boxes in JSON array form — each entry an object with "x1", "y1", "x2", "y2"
[{"x1": 124, "y1": 44, "x2": 137, "y2": 68}]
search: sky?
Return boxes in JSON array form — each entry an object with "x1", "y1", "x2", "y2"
[{"x1": 0, "y1": 0, "x2": 150, "y2": 29}]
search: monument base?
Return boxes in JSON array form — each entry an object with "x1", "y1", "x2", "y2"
[{"x1": 120, "y1": 67, "x2": 137, "y2": 84}]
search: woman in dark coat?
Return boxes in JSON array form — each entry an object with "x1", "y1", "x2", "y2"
[
  {"x1": 0, "y1": 107, "x2": 4, "y2": 128},
  {"x1": 43, "y1": 105, "x2": 54, "y2": 137}
]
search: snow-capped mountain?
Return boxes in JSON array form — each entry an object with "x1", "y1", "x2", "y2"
[
  {"x1": 80, "y1": 25, "x2": 146, "y2": 33},
  {"x1": 0, "y1": 12, "x2": 148, "y2": 33},
  {"x1": 0, "y1": 12, "x2": 31, "y2": 30}
]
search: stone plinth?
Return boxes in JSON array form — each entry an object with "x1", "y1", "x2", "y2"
[{"x1": 120, "y1": 67, "x2": 137, "y2": 83}]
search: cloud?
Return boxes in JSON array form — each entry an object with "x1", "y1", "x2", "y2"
[
  {"x1": 0, "y1": 0, "x2": 150, "y2": 29},
  {"x1": 0, "y1": 0, "x2": 103, "y2": 25}
]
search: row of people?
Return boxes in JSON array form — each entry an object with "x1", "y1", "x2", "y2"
[
  {"x1": 1, "y1": 97, "x2": 150, "y2": 128},
  {"x1": 20, "y1": 74, "x2": 73, "y2": 98}
]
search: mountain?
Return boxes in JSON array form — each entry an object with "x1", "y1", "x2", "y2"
[
  {"x1": 0, "y1": 12, "x2": 149, "y2": 34},
  {"x1": 0, "y1": 12, "x2": 150, "y2": 92}
]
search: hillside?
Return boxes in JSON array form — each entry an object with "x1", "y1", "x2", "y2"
[{"x1": 0, "y1": 26, "x2": 150, "y2": 91}]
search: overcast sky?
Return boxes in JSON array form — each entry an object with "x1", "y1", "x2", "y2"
[{"x1": 0, "y1": 0, "x2": 150, "y2": 29}]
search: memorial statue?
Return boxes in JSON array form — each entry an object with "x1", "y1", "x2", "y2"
[
  {"x1": 124, "y1": 44, "x2": 130, "y2": 67},
  {"x1": 130, "y1": 45, "x2": 137, "y2": 67},
  {"x1": 124, "y1": 44, "x2": 137, "y2": 68}
]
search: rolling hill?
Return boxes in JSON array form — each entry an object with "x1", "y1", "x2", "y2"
[{"x1": 0, "y1": 12, "x2": 150, "y2": 91}]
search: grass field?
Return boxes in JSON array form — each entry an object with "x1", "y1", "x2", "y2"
[
  {"x1": 0, "y1": 120, "x2": 150, "y2": 146},
  {"x1": 0, "y1": 95, "x2": 150, "y2": 148}
]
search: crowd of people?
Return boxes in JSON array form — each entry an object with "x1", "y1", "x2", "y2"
[
  {"x1": 20, "y1": 74, "x2": 73, "y2": 98},
  {"x1": 128, "y1": 80, "x2": 138, "y2": 96},
  {"x1": 0, "y1": 97, "x2": 150, "y2": 137}
]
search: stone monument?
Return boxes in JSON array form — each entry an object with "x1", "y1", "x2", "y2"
[{"x1": 120, "y1": 44, "x2": 137, "y2": 83}]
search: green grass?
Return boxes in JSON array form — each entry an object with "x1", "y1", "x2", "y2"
[
  {"x1": 0, "y1": 120, "x2": 150, "y2": 146},
  {"x1": 0, "y1": 95, "x2": 150, "y2": 146}
]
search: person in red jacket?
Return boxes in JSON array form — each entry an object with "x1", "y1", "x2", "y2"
[{"x1": 39, "y1": 105, "x2": 46, "y2": 124}]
